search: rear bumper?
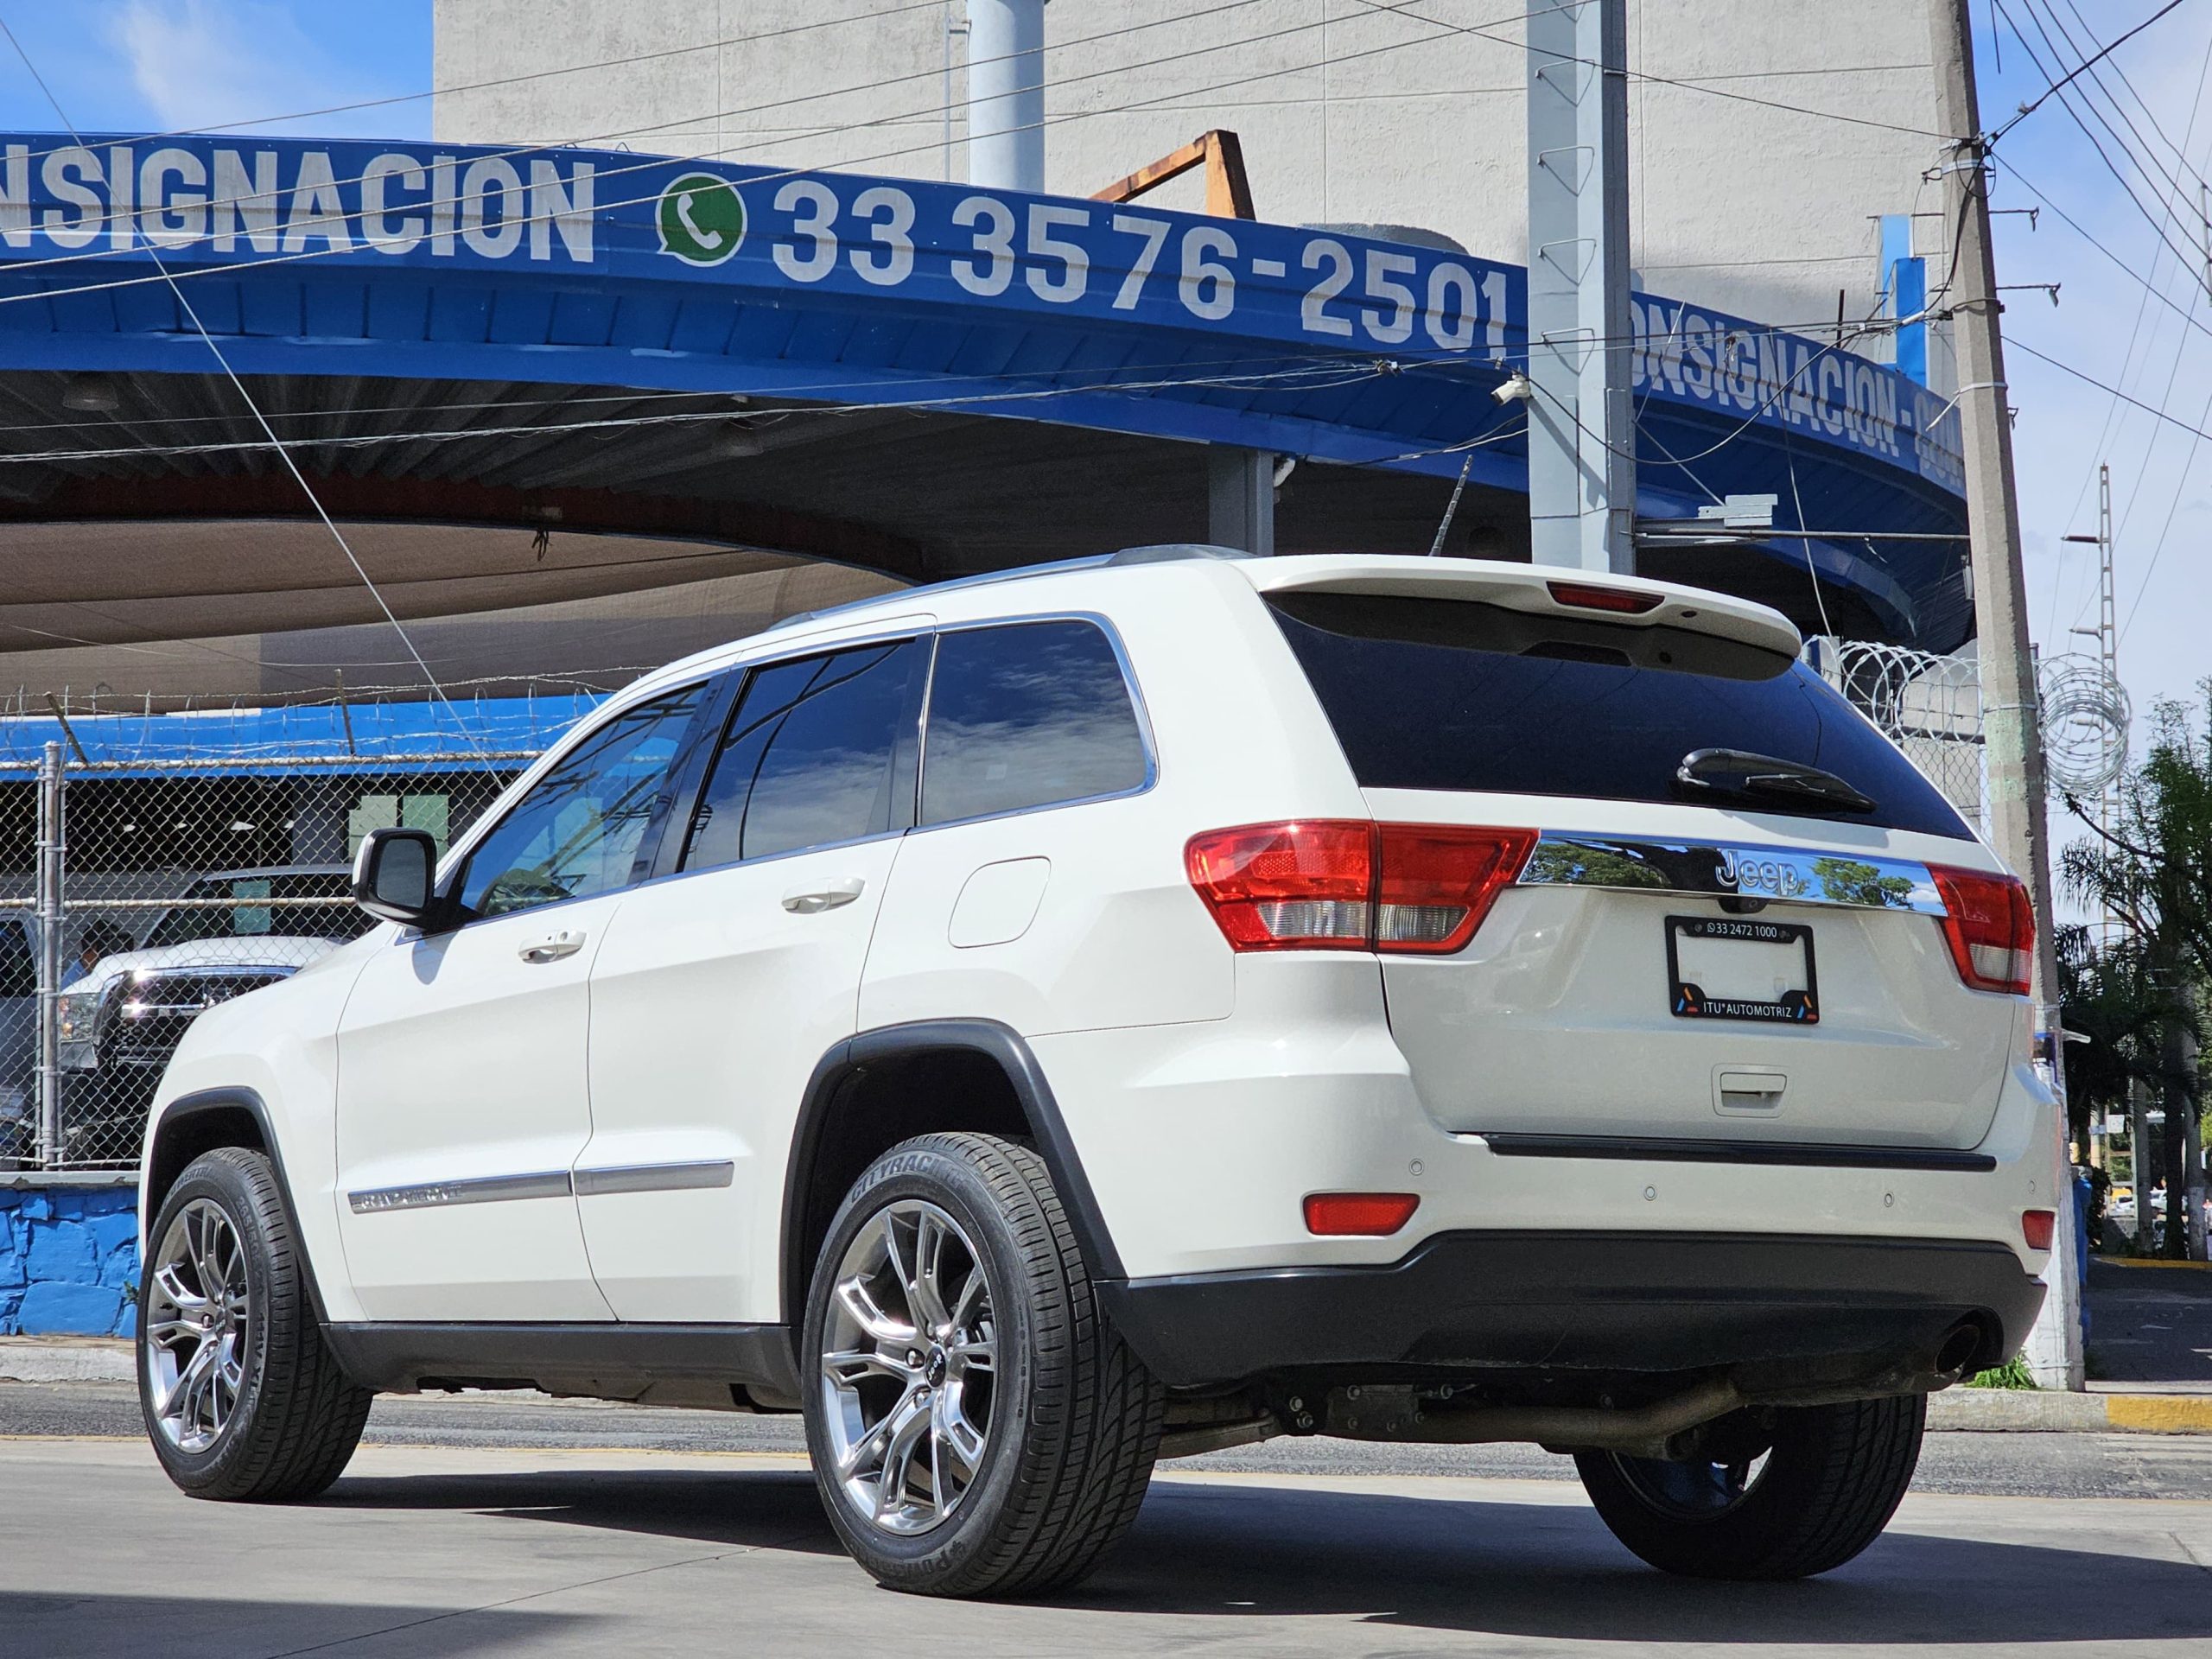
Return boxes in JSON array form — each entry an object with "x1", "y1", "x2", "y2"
[{"x1": 1096, "y1": 1230, "x2": 2044, "y2": 1389}]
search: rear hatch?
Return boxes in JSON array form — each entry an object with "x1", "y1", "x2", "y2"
[{"x1": 1263, "y1": 576, "x2": 2020, "y2": 1154}]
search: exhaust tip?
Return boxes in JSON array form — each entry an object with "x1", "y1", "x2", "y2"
[{"x1": 1936, "y1": 1320, "x2": 1986, "y2": 1378}]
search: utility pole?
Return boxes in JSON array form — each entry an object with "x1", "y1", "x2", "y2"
[
  {"x1": 1929, "y1": 0, "x2": 2082, "y2": 1386},
  {"x1": 1526, "y1": 0, "x2": 1635, "y2": 573},
  {"x1": 2128, "y1": 1076, "x2": 2154, "y2": 1254}
]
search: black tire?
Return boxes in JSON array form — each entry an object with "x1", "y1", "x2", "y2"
[
  {"x1": 137, "y1": 1147, "x2": 373, "y2": 1501},
  {"x1": 801, "y1": 1132, "x2": 1165, "y2": 1598},
  {"x1": 1575, "y1": 1394, "x2": 1925, "y2": 1580}
]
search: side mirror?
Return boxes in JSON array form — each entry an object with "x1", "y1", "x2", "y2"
[{"x1": 353, "y1": 828, "x2": 441, "y2": 928}]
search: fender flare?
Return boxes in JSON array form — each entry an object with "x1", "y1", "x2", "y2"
[
  {"x1": 147, "y1": 1087, "x2": 334, "y2": 1327},
  {"x1": 780, "y1": 1018, "x2": 1125, "y2": 1324}
]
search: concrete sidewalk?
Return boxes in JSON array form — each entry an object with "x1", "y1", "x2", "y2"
[{"x1": 16, "y1": 1336, "x2": 2212, "y2": 1433}]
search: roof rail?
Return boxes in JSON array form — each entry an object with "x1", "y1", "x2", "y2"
[
  {"x1": 766, "y1": 547, "x2": 1249, "y2": 632},
  {"x1": 1104, "y1": 543, "x2": 1248, "y2": 566}
]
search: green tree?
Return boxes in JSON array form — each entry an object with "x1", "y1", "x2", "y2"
[{"x1": 2063, "y1": 683, "x2": 2212, "y2": 1258}]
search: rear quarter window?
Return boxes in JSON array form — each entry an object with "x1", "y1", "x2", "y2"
[
  {"x1": 920, "y1": 620, "x2": 1148, "y2": 824},
  {"x1": 1268, "y1": 591, "x2": 1971, "y2": 840}
]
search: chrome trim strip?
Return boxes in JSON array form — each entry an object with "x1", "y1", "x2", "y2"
[
  {"x1": 573, "y1": 1160, "x2": 736, "y2": 1198},
  {"x1": 347, "y1": 1171, "x2": 573, "y2": 1214},
  {"x1": 1516, "y1": 834, "x2": 1947, "y2": 913}
]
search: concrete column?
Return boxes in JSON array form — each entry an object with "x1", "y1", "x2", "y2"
[
  {"x1": 968, "y1": 0, "x2": 1046, "y2": 193},
  {"x1": 1207, "y1": 447, "x2": 1274, "y2": 556},
  {"x1": 1525, "y1": 0, "x2": 1635, "y2": 573}
]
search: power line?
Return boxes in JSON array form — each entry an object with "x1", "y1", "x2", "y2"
[
  {"x1": 0, "y1": 0, "x2": 977, "y2": 170},
  {"x1": 2047, "y1": 0, "x2": 2209, "y2": 194},
  {"x1": 2041, "y1": 35, "x2": 2212, "y2": 633},
  {"x1": 1991, "y1": 0, "x2": 2212, "y2": 299},
  {"x1": 2005, "y1": 153, "x2": 2212, "y2": 326},
  {"x1": 2006, "y1": 332, "x2": 2212, "y2": 445},
  {"x1": 1998, "y1": 0, "x2": 2211, "y2": 288},
  {"x1": 1345, "y1": 0, "x2": 1951, "y2": 137},
  {"x1": 0, "y1": 0, "x2": 1295, "y2": 270},
  {"x1": 0, "y1": 18, "x2": 480, "y2": 752},
  {"x1": 1989, "y1": 0, "x2": 2193, "y2": 142}
]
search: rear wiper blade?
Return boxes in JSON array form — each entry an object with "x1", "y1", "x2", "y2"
[{"x1": 1675, "y1": 748, "x2": 1877, "y2": 814}]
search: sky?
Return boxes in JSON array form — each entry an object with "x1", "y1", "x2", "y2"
[
  {"x1": 0, "y1": 1, "x2": 2202, "y2": 819},
  {"x1": 0, "y1": 1, "x2": 430, "y2": 140},
  {"x1": 1980, "y1": 3, "x2": 2212, "y2": 727}
]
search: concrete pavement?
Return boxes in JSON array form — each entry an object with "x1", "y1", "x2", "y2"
[{"x1": 4, "y1": 1436, "x2": 2211, "y2": 1657}]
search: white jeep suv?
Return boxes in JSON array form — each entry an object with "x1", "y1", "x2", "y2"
[{"x1": 136, "y1": 550, "x2": 2057, "y2": 1596}]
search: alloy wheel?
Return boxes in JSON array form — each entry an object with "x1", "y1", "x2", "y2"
[
  {"x1": 143, "y1": 1198, "x2": 251, "y2": 1454},
  {"x1": 1607, "y1": 1448, "x2": 1773, "y2": 1520},
  {"x1": 817, "y1": 1198, "x2": 997, "y2": 1535}
]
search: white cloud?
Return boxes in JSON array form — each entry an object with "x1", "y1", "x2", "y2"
[{"x1": 104, "y1": 0, "x2": 418, "y2": 138}]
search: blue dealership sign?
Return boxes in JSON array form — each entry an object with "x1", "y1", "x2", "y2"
[{"x1": 0, "y1": 132, "x2": 1960, "y2": 495}]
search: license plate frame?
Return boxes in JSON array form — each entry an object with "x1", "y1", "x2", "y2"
[{"x1": 1665, "y1": 914, "x2": 1820, "y2": 1025}]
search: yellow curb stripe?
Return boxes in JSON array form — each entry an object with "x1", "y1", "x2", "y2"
[
  {"x1": 2100, "y1": 1257, "x2": 2212, "y2": 1270},
  {"x1": 2104, "y1": 1396, "x2": 2212, "y2": 1433}
]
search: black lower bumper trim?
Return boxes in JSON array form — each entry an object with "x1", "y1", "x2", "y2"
[{"x1": 1096, "y1": 1231, "x2": 2043, "y2": 1389}]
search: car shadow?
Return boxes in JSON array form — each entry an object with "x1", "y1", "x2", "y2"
[
  {"x1": 317, "y1": 1465, "x2": 2212, "y2": 1643},
  {"x1": 1, "y1": 1591, "x2": 591, "y2": 1659},
  {"x1": 323, "y1": 1464, "x2": 849, "y2": 1556}
]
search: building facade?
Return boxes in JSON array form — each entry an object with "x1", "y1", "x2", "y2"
[{"x1": 433, "y1": 0, "x2": 1955, "y2": 373}]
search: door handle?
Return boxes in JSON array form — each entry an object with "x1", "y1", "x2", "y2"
[
  {"x1": 518, "y1": 928, "x2": 587, "y2": 963},
  {"x1": 782, "y1": 877, "x2": 865, "y2": 915}
]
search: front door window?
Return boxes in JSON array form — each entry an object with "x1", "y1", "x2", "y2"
[{"x1": 457, "y1": 685, "x2": 707, "y2": 918}]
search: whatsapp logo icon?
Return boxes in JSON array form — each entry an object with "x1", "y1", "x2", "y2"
[{"x1": 657, "y1": 173, "x2": 746, "y2": 266}]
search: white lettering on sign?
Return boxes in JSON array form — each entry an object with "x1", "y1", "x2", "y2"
[
  {"x1": 0, "y1": 143, "x2": 1942, "y2": 488},
  {"x1": 139, "y1": 147, "x2": 207, "y2": 248},
  {"x1": 1630, "y1": 297, "x2": 1927, "y2": 472},
  {"x1": 361, "y1": 153, "x2": 425, "y2": 255},
  {"x1": 5, "y1": 143, "x2": 599, "y2": 267},
  {"x1": 0, "y1": 143, "x2": 26, "y2": 249}
]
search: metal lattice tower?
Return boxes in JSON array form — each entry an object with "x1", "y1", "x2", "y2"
[{"x1": 2063, "y1": 465, "x2": 2120, "y2": 950}]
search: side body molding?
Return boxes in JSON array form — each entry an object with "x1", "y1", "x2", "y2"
[{"x1": 781, "y1": 1018, "x2": 1126, "y2": 1325}]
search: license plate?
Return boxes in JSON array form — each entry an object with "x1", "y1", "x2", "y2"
[{"x1": 1666, "y1": 915, "x2": 1819, "y2": 1024}]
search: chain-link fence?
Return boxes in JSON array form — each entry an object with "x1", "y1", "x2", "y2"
[{"x1": 0, "y1": 743, "x2": 536, "y2": 1169}]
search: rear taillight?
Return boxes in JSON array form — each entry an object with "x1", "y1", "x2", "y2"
[
  {"x1": 1376, "y1": 824, "x2": 1540, "y2": 953},
  {"x1": 1929, "y1": 865, "x2": 2034, "y2": 995},
  {"x1": 2022, "y1": 1209, "x2": 2056, "y2": 1251},
  {"x1": 1185, "y1": 822, "x2": 1535, "y2": 955},
  {"x1": 1183, "y1": 820, "x2": 1373, "y2": 950}
]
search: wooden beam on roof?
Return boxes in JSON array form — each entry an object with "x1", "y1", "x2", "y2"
[{"x1": 1090, "y1": 129, "x2": 1255, "y2": 219}]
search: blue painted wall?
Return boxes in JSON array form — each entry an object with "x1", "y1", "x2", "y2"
[{"x1": 0, "y1": 1186, "x2": 138, "y2": 1338}]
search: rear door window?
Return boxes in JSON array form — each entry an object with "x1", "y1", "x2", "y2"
[
  {"x1": 920, "y1": 620, "x2": 1148, "y2": 825},
  {"x1": 1268, "y1": 591, "x2": 1969, "y2": 839},
  {"x1": 683, "y1": 639, "x2": 928, "y2": 869}
]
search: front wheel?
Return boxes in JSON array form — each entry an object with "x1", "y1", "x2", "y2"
[
  {"x1": 1575, "y1": 1395, "x2": 1925, "y2": 1580},
  {"x1": 138, "y1": 1147, "x2": 373, "y2": 1500},
  {"x1": 801, "y1": 1132, "x2": 1164, "y2": 1598}
]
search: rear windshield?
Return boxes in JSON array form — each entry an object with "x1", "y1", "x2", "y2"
[{"x1": 1268, "y1": 592, "x2": 1970, "y2": 839}]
